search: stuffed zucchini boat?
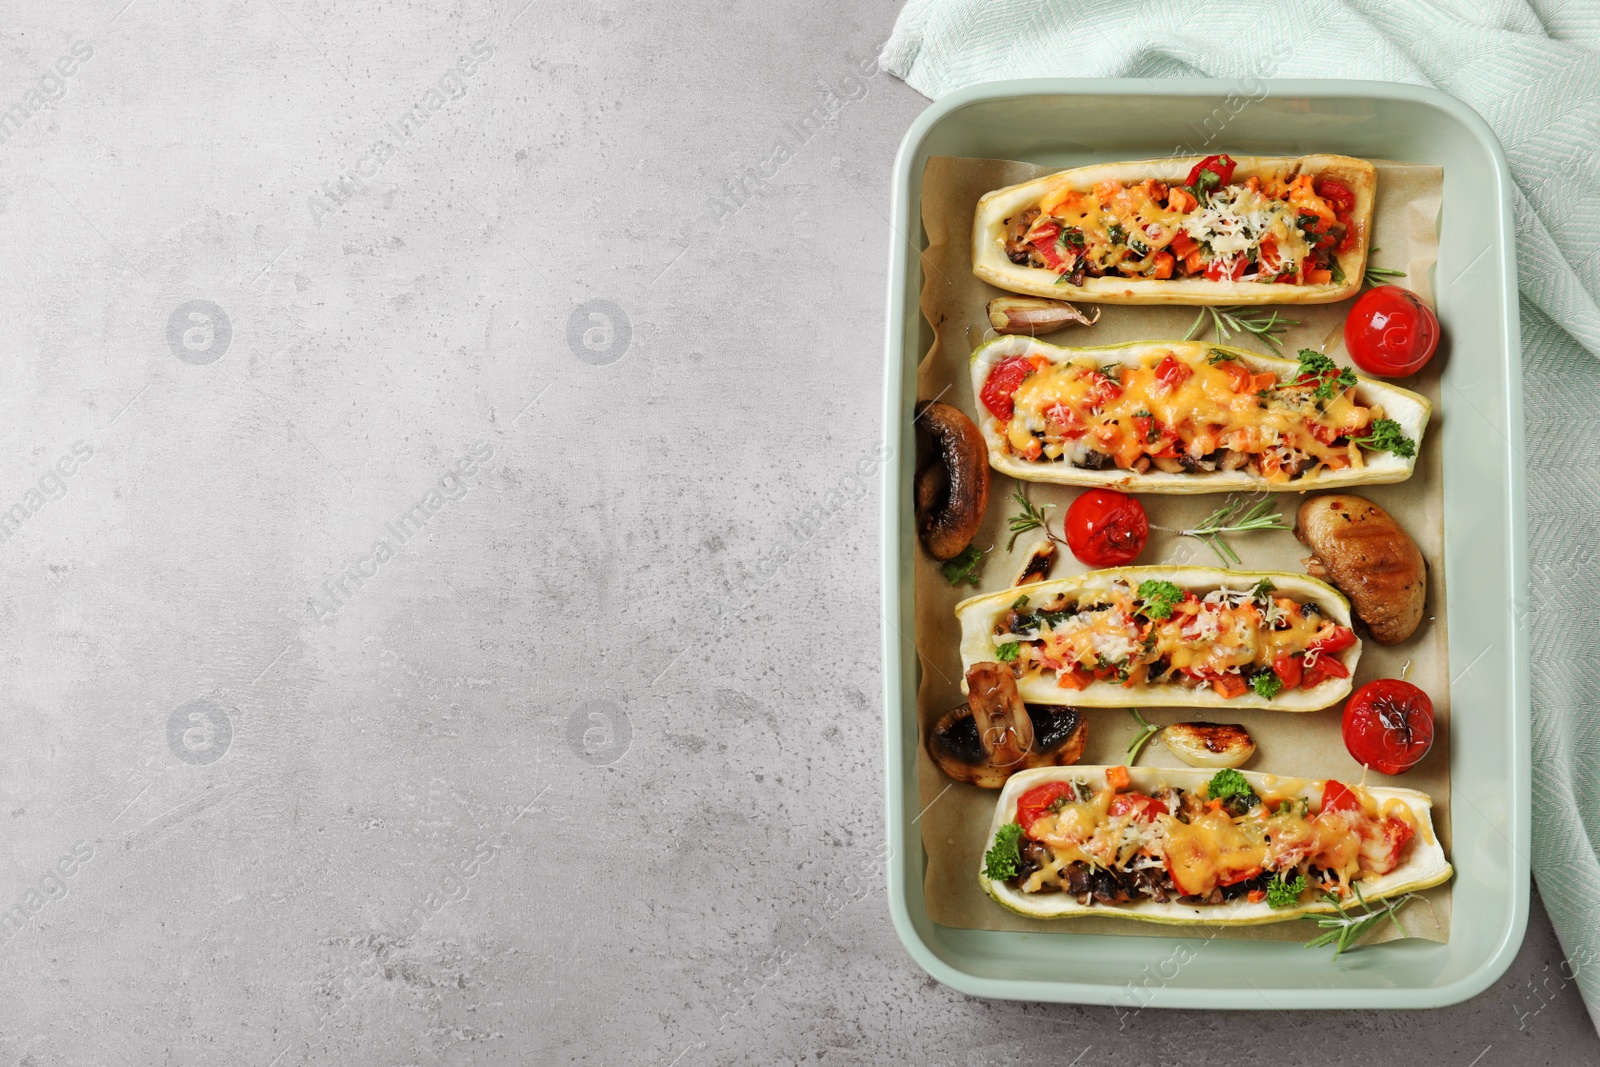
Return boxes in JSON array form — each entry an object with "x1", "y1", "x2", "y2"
[
  {"x1": 973, "y1": 153, "x2": 1374, "y2": 304},
  {"x1": 957, "y1": 568, "x2": 1360, "y2": 711},
  {"x1": 971, "y1": 337, "x2": 1428, "y2": 492},
  {"x1": 980, "y1": 765, "x2": 1451, "y2": 925}
]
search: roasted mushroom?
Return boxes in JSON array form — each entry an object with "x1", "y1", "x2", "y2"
[
  {"x1": 915, "y1": 400, "x2": 990, "y2": 561},
  {"x1": 1295, "y1": 494, "x2": 1426, "y2": 645},
  {"x1": 1163, "y1": 722, "x2": 1256, "y2": 769},
  {"x1": 987, "y1": 296, "x2": 1100, "y2": 336},
  {"x1": 928, "y1": 662, "x2": 1087, "y2": 788}
]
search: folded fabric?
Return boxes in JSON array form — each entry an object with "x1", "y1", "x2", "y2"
[{"x1": 881, "y1": 0, "x2": 1600, "y2": 1030}]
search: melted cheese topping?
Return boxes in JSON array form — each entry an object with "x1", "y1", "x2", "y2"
[
  {"x1": 1001, "y1": 584, "x2": 1349, "y2": 695},
  {"x1": 1025, "y1": 173, "x2": 1333, "y2": 281},
  {"x1": 1011, "y1": 775, "x2": 1417, "y2": 902},
  {"x1": 1000, "y1": 347, "x2": 1379, "y2": 480}
]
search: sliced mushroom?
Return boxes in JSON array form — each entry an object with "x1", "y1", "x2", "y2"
[
  {"x1": 1013, "y1": 540, "x2": 1057, "y2": 586},
  {"x1": 914, "y1": 401, "x2": 990, "y2": 561},
  {"x1": 1163, "y1": 721, "x2": 1256, "y2": 769},
  {"x1": 928, "y1": 662, "x2": 1088, "y2": 788},
  {"x1": 1295, "y1": 494, "x2": 1426, "y2": 645},
  {"x1": 987, "y1": 296, "x2": 1101, "y2": 336}
]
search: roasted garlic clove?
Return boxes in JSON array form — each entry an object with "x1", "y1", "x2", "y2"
[
  {"x1": 986, "y1": 296, "x2": 1100, "y2": 336},
  {"x1": 1163, "y1": 721, "x2": 1256, "y2": 769},
  {"x1": 1012, "y1": 540, "x2": 1057, "y2": 586}
]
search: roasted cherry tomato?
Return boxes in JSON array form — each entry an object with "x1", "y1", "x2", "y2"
[
  {"x1": 1345, "y1": 285, "x2": 1440, "y2": 377},
  {"x1": 1015, "y1": 781, "x2": 1078, "y2": 836},
  {"x1": 1063, "y1": 488, "x2": 1148, "y2": 566},
  {"x1": 1320, "y1": 778, "x2": 1362, "y2": 814},
  {"x1": 980, "y1": 355, "x2": 1033, "y2": 421},
  {"x1": 1342, "y1": 678, "x2": 1435, "y2": 774}
]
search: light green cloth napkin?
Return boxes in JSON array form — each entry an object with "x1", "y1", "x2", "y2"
[{"x1": 882, "y1": 0, "x2": 1600, "y2": 1026}]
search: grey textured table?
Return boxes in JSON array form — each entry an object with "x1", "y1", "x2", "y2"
[{"x1": 0, "y1": 2, "x2": 1592, "y2": 1064}]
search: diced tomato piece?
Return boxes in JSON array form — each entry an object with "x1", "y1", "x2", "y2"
[
  {"x1": 1310, "y1": 626, "x2": 1358, "y2": 655},
  {"x1": 1250, "y1": 372, "x2": 1276, "y2": 393},
  {"x1": 1335, "y1": 217, "x2": 1358, "y2": 254},
  {"x1": 1043, "y1": 401, "x2": 1084, "y2": 437},
  {"x1": 1315, "y1": 180, "x2": 1356, "y2": 215},
  {"x1": 1321, "y1": 779, "x2": 1361, "y2": 814},
  {"x1": 1211, "y1": 672, "x2": 1249, "y2": 699},
  {"x1": 1300, "y1": 653, "x2": 1350, "y2": 689},
  {"x1": 1205, "y1": 255, "x2": 1247, "y2": 282},
  {"x1": 1258, "y1": 236, "x2": 1282, "y2": 275},
  {"x1": 1149, "y1": 251, "x2": 1174, "y2": 279},
  {"x1": 1218, "y1": 359, "x2": 1252, "y2": 393},
  {"x1": 1185, "y1": 153, "x2": 1237, "y2": 188},
  {"x1": 1132, "y1": 412, "x2": 1156, "y2": 445},
  {"x1": 1170, "y1": 231, "x2": 1198, "y2": 256},
  {"x1": 1155, "y1": 354, "x2": 1193, "y2": 392},
  {"x1": 1371, "y1": 817, "x2": 1415, "y2": 873},
  {"x1": 980, "y1": 355, "x2": 1033, "y2": 421},
  {"x1": 1106, "y1": 765, "x2": 1130, "y2": 791},
  {"x1": 1308, "y1": 421, "x2": 1340, "y2": 446},
  {"x1": 1016, "y1": 781, "x2": 1077, "y2": 836},
  {"x1": 1272, "y1": 652, "x2": 1304, "y2": 689},
  {"x1": 1109, "y1": 792, "x2": 1169, "y2": 821},
  {"x1": 1083, "y1": 369, "x2": 1123, "y2": 407}
]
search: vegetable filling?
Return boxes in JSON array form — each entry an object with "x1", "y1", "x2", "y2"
[
  {"x1": 992, "y1": 578, "x2": 1356, "y2": 697},
  {"x1": 984, "y1": 768, "x2": 1420, "y2": 907},
  {"x1": 1002, "y1": 155, "x2": 1358, "y2": 287},
  {"x1": 980, "y1": 345, "x2": 1416, "y2": 479}
]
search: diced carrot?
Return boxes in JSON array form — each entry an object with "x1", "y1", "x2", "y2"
[
  {"x1": 1167, "y1": 188, "x2": 1198, "y2": 213},
  {"x1": 1057, "y1": 666, "x2": 1094, "y2": 691},
  {"x1": 1183, "y1": 249, "x2": 1205, "y2": 275},
  {"x1": 1210, "y1": 673, "x2": 1249, "y2": 699},
  {"x1": 1307, "y1": 268, "x2": 1333, "y2": 285},
  {"x1": 1093, "y1": 180, "x2": 1125, "y2": 201},
  {"x1": 1106, "y1": 765, "x2": 1131, "y2": 791},
  {"x1": 1150, "y1": 251, "x2": 1174, "y2": 279},
  {"x1": 1028, "y1": 354, "x2": 1050, "y2": 372},
  {"x1": 1248, "y1": 889, "x2": 1268, "y2": 904},
  {"x1": 1244, "y1": 176, "x2": 1262, "y2": 193},
  {"x1": 1250, "y1": 372, "x2": 1277, "y2": 393}
]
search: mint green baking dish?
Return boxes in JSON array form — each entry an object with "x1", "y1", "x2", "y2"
[{"x1": 880, "y1": 80, "x2": 1528, "y2": 1008}]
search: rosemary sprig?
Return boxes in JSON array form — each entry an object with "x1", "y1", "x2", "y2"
[
  {"x1": 1170, "y1": 498, "x2": 1291, "y2": 567},
  {"x1": 1006, "y1": 488, "x2": 1066, "y2": 552},
  {"x1": 1185, "y1": 305, "x2": 1299, "y2": 355},
  {"x1": 1302, "y1": 884, "x2": 1412, "y2": 958},
  {"x1": 1126, "y1": 708, "x2": 1160, "y2": 763},
  {"x1": 1362, "y1": 247, "x2": 1407, "y2": 289}
]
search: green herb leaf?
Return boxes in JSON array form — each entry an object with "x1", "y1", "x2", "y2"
[
  {"x1": 1267, "y1": 873, "x2": 1309, "y2": 909},
  {"x1": 995, "y1": 641, "x2": 1020, "y2": 663},
  {"x1": 1250, "y1": 577, "x2": 1276, "y2": 599},
  {"x1": 1205, "y1": 768, "x2": 1258, "y2": 809},
  {"x1": 1011, "y1": 595, "x2": 1030, "y2": 610},
  {"x1": 983, "y1": 822, "x2": 1025, "y2": 880},
  {"x1": 1251, "y1": 670, "x2": 1283, "y2": 699},
  {"x1": 1352, "y1": 418, "x2": 1417, "y2": 459},
  {"x1": 1295, "y1": 349, "x2": 1358, "y2": 400},
  {"x1": 940, "y1": 544, "x2": 985, "y2": 587},
  {"x1": 1136, "y1": 580, "x2": 1184, "y2": 621},
  {"x1": 1207, "y1": 348, "x2": 1236, "y2": 365}
]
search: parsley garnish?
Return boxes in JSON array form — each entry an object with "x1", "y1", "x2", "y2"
[
  {"x1": 1011, "y1": 595, "x2": 1030, "y2": 610},
  {"x1": 995, "y1": 641, "x2": 1020, "y2": 663},
  {"x1": 983, "y1": 822, "x2": 1025, "y2": 880},
  {"x1": 1205, "y1": 768, "x2": 1258, "y2": 811},
  {"x1": 1250, "y1": 577, "x2": 1276, "y2": 599},
  {"x1": 1352, "y1": 418, "x2": 1417, "y2": 459},
  {"x1": 1106, "y1": 222, "x2": 1127, "y2": 245},
  {"x1": 940, "y1": 544, "x2": 984, "y2": 587},
  {"x1": 1267, "y1": 874, "x2": 1309, "y2": 909},
  {"x1": 1207, "y1": 349, "x2": 1235, "y2": 365},
  {"x1": 1295, "y1": 349, "x2": 1358, "y2": 400},
  {"x1": 1136, "y1": 580, "x2": 1184, "y2": 621},
  {"x1": 1061, "y1": 226, "x2": 1087, "y2": 250},
  {"x1": 1251, "y1": 670, "x2": 1283, "y2": 699}
]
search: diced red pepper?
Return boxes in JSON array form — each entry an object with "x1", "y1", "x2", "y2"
[
  {"x1": 980, "y1": 356, "x2": 1033, "y2": 422},
  {"x1": 1309, "y1": 626, "x2": 1358, "y2": 655},
  {"x1": 1300, "y1": 653, "x2": 1350, "y2": 689}
]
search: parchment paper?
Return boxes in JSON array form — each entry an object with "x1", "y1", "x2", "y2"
[{"x1": 913, "y1": 156, "x2": 1450, "y2": 943}]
